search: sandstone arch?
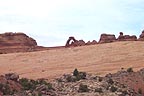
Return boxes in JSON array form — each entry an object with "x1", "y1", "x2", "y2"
[{"x1": 65, "y1": 36, "x2": 78, "y2": 47}]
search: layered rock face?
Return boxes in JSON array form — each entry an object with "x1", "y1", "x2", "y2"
[
  {"x1": 0, "y1": 32, "x2": 37, "y2": 47},
  {"x1": 99, "y1": 34, "x2": 116, "y2": 43},
  {"x1": 0, "y1": 32, "x2": 48, "y2": 54}
]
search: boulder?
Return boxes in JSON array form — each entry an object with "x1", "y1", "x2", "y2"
[{"x1": 99, "y1": 34, "x2": 116, "y2": 43}]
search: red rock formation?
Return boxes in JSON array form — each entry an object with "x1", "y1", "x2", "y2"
[
  {"x1": 65, "y1": 37, "x2": 86, "y2": 47},
  {"x1": 138, "y1": 30, "x2": 144, "y2": 41},
  {"x1": 99, "y1": 33, "x2": 116, "y2": 43},
  {"x1": 65, "y1": 36, "x2": 78, "y2": 47},
  {"x1": 0, "y1": 32, "x2": 41, "y2": 54},
  {"x1": 117, "y1": 32, "x2": 137, "y2": 41},
  {"x1": 86, "y1": 40, "x2": 97, "y2": 45},
  {"x1": 0, "y1": 32, "x2": 37, "y2": 47}
]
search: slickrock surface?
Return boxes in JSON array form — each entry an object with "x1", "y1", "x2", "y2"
[{"x1": 0, "y1": 41, "x2": 144, "y2": 80}]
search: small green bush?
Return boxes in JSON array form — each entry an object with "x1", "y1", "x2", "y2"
[
  {"x1": 78, "y1": 84, "x2": 89, "y2": 92},
  {"x1": 73, "y1": 68, "x2": 79, "y2": 76},
  {"x1": 19, "y1": 78, "x2": 32, "y2": 90},
  {"x1": 67, "y1": 69, "x2": 87, "y2": 82},
  {"x1": 127, "y1": 67, "x2": 133, "y2": 72},
  {"x1": 19, "y1": 78, "x2": 53, "y2": 91}
]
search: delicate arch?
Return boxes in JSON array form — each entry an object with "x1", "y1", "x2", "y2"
[{"x1": 65, "y1": 37, "x2": 77, "y2": 47}]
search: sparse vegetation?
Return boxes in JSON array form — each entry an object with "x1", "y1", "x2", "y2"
[
  {"x1": 19, "y1": 78, "x2": 52, "y2": 91},
  {"x1": 0, "y1": 83, "x2": 15, "y2": 95},
  {"x1": 127, "y1": 67, "x2": 133, "y2": 72},
  {"x1": 1, "y1": 67, "x2": 144, "y2": 95},
  {"x1": 73, "y1": 68, "x2": 79, "y2": 76},
  {"x1": 66, "y1": 69, "x2": 87, "y2": 82}
]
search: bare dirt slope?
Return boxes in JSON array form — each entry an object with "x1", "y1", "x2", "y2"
[{"x1": 0, "y1": 41, "x2": 144, "y2": 79}]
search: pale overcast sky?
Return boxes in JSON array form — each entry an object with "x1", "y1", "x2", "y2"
[{"x1": 0, "y1": 0, "x2": 144, "y2": 46}]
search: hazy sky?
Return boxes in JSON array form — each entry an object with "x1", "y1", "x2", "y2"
[{"x1": 0, "y1": 0, "x2": 144, "y2": 46}]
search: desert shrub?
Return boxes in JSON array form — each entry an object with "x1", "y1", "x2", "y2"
[
  {"x1": 138, "y1": 88, "x2": 142, "y2": 94},
  {"x1": 78, "y1": 84, "x2": 89, "y2": 92},
  {"x1": 19, "y1": 78, "x2": 53, "y2": 91},
  {"x1": 95, "y1": 88, "x2": 103, "y2": 93},
  {"x1": 127, "y1": 67, "x2": 133, "y2": 72},
  {"x1": 45, "y1": 83, "x2": 53, "y2": 90},
  {"x1": 110, "y1": 86, "x2": 117, "y2": 92},
  {"x1": 68, "y1": 69, "x2": 87, "y2": 82},
  {"x1": 0, "y1": 83, "x2": 14, "y2": 95},
  {"x1": 36, "y1": 79, "x2": 53, "y2": 90},
  {"x1": 19, "y1": 78, "x2": 32, "y2": 90},
  {"x1": 73, "y1": 68, "x2": 79, "y2": 76}
]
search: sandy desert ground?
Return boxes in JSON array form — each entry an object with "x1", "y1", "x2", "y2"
[{"x1": 0, "y1": 41, "x2": 144, "y2": 80}]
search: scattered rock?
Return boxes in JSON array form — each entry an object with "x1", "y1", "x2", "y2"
[
  {"x1": 1, "y1": 68, "x2": 144, "y2": 96},
  {"x1": 5, "y1": 73, "x2": 19, "y2": 81}
]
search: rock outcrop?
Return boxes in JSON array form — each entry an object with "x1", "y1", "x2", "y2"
[
  {"x1": 117, "y1": 32, "x2": 137, "y2": 41},
  {"x1": 0, "y1": 32, "x2": 49, "y2": 54},
  {"x1": 0, "y1": 32, "x2": 37, "y2": 47},
  {"x1": 65, "y1": 36, "x2": 78, "y2": 47},
  {"x1": 99, "y1": 34, "x2": 116, "y2": 43},
  {"x1": 1, "y1": 68, "x2": 144, "y2": 95},
  {"x1": 138, "y1": 30, "x2": 144, "y2": 41},
  {"x1": 86, "y1": 40, "x2": 97, "y2": 45},
  {"x1": 65, "y1": 37, "x2": 98, "y2": 47},
  {"x1": 65, "y1": 36, "x2": 86, "y2": 47}
]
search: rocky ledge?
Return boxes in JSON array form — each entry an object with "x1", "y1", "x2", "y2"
[
  {"x1": 0, "y1": 68, "x2": 144, "y2": 96},
  {"x1": 0, "y1": 32, "x2": 48, "y2": 54}
]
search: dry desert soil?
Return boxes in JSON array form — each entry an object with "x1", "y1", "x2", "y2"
[{"x1": 0, "y1": 41, "x2": 144, "y2": 80}]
